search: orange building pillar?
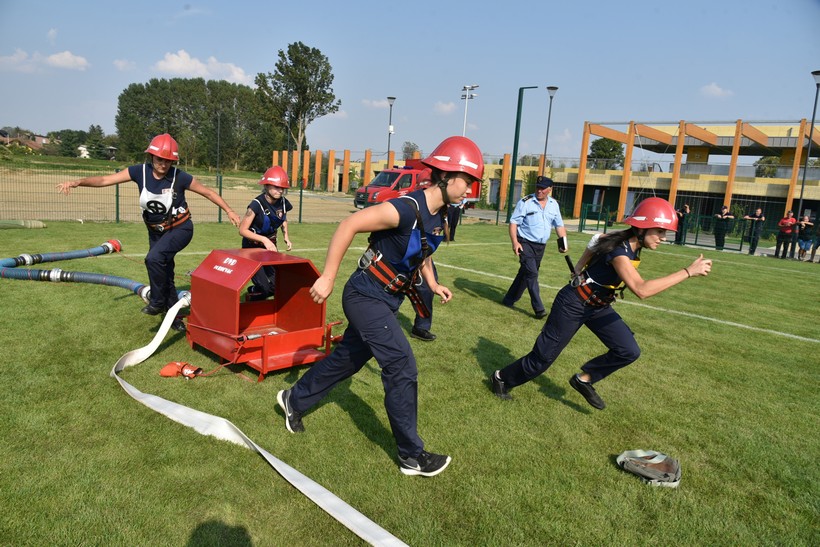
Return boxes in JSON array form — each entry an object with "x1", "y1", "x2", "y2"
[
  {"x1": 363, "y1": 150, "x2": 372, "y2": 186},
  {"x1": 787, "y1": 119, "x2": 808, "y2": 215},
  {"x1": 725, "y1": 119, "x2": 743, "y2": 206},
  {"x1": 669, "y1": 121, "x2": 686, "y2": 206},
  {"x1": 500, "y1": 154, "x2": 511, "y2": 211},
  {"x1": 272, "y1": 150, "x2": 279, "y2": 168},
  {"x1": 281, "y1": 151, "x2": 289, "y2": 176},
  {"x1": 616, "y1": 122, "x2": 636, "y2": 220},
  {"x1": 573, "y1": 122, "x2": 592, "y2": 218},
  {"x1": 326, "y1": 150, "x2": 336, "y2": 192},
  {"x1": 314, "y1": 150, "x2": 323, "y2": 191},
  {"x1": 342, "y1": 150, "x2": 351, "y2": 193},
  {"x1": 302, "y1": 149, "x2": 311, "y2": 189}
]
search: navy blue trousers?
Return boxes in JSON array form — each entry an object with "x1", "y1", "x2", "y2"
[
  {"x1": 289, "y1": 279, "x2": 423, "y2": 458},
  {"x1": 503, "y1": 239, "x2": 547, "y2": 314},
  {"x1": 145, "y1": 220, "x2": 193, "y2": 309},
  {"x1": 499, "y1": 284, "x2": 640, "y2": 387}
]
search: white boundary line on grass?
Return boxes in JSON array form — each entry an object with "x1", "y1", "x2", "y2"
[{"x1": 434, "y1": 262, "x2": 820, "y2": 345}]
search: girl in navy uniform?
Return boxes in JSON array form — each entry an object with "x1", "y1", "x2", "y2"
[
  {"x1": 57, "y1": 133, "x2": 241, "y2": 330},
  {"x1": 276, "y1": 136, "x2": 484, "y2": 477},
  {"x1": 491, "y1": 197, "x2": 712, "y2": 409},
  {"x1": 238, "y1": 165, "x2": 293, "y2": 301}
]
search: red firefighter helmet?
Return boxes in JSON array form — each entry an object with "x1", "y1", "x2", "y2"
[
  {"x1": 144, "y1": 133, "x2": 179, "y2": 161},
  {"x1": 624, "y1": 197, "x2": 679, "y2": 232},
  {"x1": 421, "y1": 136, "x2": 484, "y2": 181},
  {"x1": 259, "y1": 166, "x2": 290, "y2": 188}
]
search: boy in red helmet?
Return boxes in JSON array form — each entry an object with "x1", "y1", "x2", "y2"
[
  {"x1": 57, "y1": 134, "x2": 240, "y2": 331},
  {"x1": 491, "y1": 197, "x2": 712, "y2": 409},
  {"x1": 277, "y1": 136, "x2": 483, "y2": 477}
]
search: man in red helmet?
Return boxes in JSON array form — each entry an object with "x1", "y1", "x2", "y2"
[
  {"x1": 239, "y1": 165, "x2": 294, "y2": 301},
  {"x1": 57, "y1": 134, "x2": 241, "y2": 331},
  {"x1": 277, "y1": 136, "x2": 483, "y2": 477},
  {"x1": 491, "y1": 197, "x2": 712, "y2": 410}
]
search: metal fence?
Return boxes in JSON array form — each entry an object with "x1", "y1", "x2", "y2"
[{"x1": 0, "y1": 160, "x2": 358, "y2": 224}]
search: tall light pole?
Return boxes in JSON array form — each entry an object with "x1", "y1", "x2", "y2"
[
  {"x1": 461, "y1": 84, "x2": 479, "y2": 136},
  {"x1": 797, "y1": 70, "x2": 820, "y2": 218},
  {"x1": 540, "y1": 86, "x2": 558, "y2": 176},
  {"x1": 386, "y1": 96, "x2": 396, "y2": 162},
  {"x1": 502, "y1": 86, "x2": 538, "y2": 224}
]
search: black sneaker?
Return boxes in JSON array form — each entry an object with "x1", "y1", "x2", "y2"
[
  {"x1": 277, "y1": 389, "x2": 305, "y2": 433},
  {"x1": 141, "y1": 303, "x2": 166, "y2": 315},
  {"x1": 171, "y1": 318, "x2": 186, "y2": 333},
  {"x1": 569, "y1": 374, "x2": 606, "y2": 410},
  {"x1": 491, "y1": 370, "x2": 512, "y2": 400},
  {"x1": 410, "y1": 328, "x2": 437, "y2": 342},
  {"x1": 535, "y1": 310, "x2": 547, "y2": 319},
  {"x1": 398, "y1": 450, "x2": 451, "y2": 477}
]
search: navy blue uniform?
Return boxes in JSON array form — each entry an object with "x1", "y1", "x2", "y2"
[
  {"x1": 128, "y1": 163, "x2": 194, "y2": 310},
  {"x1": 241, "y1": 193, "x2": 293, "y2": 298},
  {"x1": 288, "y1": 191, "x2": 445, "y2": 459},
  {"x1": 498, "y1": 240, "x2": 641, "y2": 388}
]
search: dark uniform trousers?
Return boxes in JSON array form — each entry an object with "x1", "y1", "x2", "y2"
[
  {"x1": 503, "y1": 239, "x2": 547, "y2": 313},
  {"x1": 500, "y1": 284, "x2": 641, "y2": 387},
  {"x1": 145, "y1": 219, "x2": 193, "y2": 309},
  {"x1": 289, "y1": 279, "x2": 423, "y2": 459}
]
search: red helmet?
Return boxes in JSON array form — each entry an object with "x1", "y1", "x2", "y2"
[
  {"x1": 624, "y1": 197, "x2": 678, "y2": 232},
  {"x1": 259, "y1": 166, "x2": 289, "y2": 188},
  {"x1": 144, "y1": 133, "x2": 179, "y2": 161},
  {"x1": 421, "y1": 136, "x2": 484, "y2": 181}
]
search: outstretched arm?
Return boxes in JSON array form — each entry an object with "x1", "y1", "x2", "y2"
[
  {"x1": 56, "y1": 169, "x2": 133, "y2": 194},
  {"x1": 615, "y1": 253, "x2": 712, "y2": 300}
]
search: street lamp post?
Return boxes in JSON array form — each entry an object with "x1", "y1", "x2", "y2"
[
  {"x1": 540, "y1": 86, "x2": 558, "y2": 177},
  {"x1": 461, "y1": 84, "x2": 479, "y2": 137},
  {"x1": 796, "y1": 70, "x2": 820, "y2": 219},
  {"x1": 387, "y1": 96, "x2": 396, "y2": 163},
  {"x1": 502, "y1": 86, "x2": 538, "y2": 224}
]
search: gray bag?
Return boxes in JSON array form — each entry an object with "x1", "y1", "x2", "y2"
[{"x1": 616, "y1": 449, "x2": 681, "y2": 488}]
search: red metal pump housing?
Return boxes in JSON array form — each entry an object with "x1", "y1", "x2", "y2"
[{"x1": 186, "y1": 249, "x2": 340, "y2": 381}]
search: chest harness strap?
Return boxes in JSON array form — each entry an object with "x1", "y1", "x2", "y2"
[
  {"x1": 144, "y1": 165, "x2": 190, "y2": 233},
  {"x1": 360, "y1": 198, "x2": 432, "y2": 318}
]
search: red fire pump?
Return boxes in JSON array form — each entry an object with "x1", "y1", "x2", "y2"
[{"x1": 186, "y1": 249, "x2": 341, "y2": 381}]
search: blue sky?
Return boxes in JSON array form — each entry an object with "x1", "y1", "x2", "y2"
[{"x1": 2, "y1": 0, "x2": 819, "y2": 163}]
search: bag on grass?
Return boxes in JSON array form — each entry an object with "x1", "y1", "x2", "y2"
[{"x1": 616, "y1": 449, "x2": 681, "y2": 488}]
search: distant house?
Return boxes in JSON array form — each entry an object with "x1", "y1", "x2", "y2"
[{"x1": 5, "y1": 134, "x2": 49, "y2": 153}]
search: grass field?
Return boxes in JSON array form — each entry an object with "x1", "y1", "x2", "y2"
[{"x1": 0, "y1": 220, "x2": 818, "y2": 546}]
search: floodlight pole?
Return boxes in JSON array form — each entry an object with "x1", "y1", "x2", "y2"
[
  {"x1": 540, "y1": 86, "x2": 558, "y2": 176},
  {"x1": 503, "y1": 86, "x2": 538, "y2": 224}
]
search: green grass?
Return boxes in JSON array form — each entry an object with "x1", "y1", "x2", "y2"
[{"x1": 0, "y1": 222, "x2": 818, "y2": 546}]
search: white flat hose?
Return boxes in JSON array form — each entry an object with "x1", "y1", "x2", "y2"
[{"x1": 110, "y1": 295, "x2": 406, "y2": 547}]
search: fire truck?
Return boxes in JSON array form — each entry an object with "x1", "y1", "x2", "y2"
[{"x1": 353, "y1": 159, "x2": 481, "y2": 209}]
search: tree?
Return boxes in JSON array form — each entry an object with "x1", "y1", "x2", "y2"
[
  {"x1": 402, "y1": 141, "x2": 421, "y2": 160},
  {"x1": 587, "y1": 138, "x2": 625, "y2": 170},
  {"x1": 754, "y1": 156, "x2": 780, "y2": 178},
  {"x1": 255, "y1": 41, "x2": 341, "y2": 180},
  {"x1": 85, "y1": 124, "x2": 107, "y2": 160}
]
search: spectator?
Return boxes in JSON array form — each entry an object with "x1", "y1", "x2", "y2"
[
  {"x1": 775, "y1": 210, "x2": 796, "y2": 259},
  {"x1": 742, "y1": 207, "x2": 766, "y2": 255},
  {"x1": 501, "y1": 176, "x2": 568, "y2": 319},
  {"x1": 713, "y1": 205, "x2": 734, "y2": 250},
  {"x1": 674, "y1": 204, "x2": 690, "y2": 245},
  {"x1": 796, "y1": 215, "x2": 814, "y2": 261}
]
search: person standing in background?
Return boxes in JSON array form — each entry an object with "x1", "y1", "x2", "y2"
[
  {"x1": 501, "y1": 176, "x2": 568, "y2": 319},
  {"x1": 742, "y1": 207, "x2": 766, "y2": 255},
  {"x1": 796, "y1": 215, "x2": 814, "y2": 261},
  {"x1": 674, "y1": 204, "x2": 690, "y2": 245},
  {"x1": 775, "y1": 210, "x2": 796, "y2": 259},
  {"x1": 713, "y1": 205, "x2": 734, "y2": 250}
]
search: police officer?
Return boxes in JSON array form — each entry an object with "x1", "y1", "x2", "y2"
[
  {"x1": 238, "y1": 165, "x2": 293, "y2": 301},
  {"x1": 57, "y1": 133, "x2": 241, "y2": 330},
  {"x1": 276, "y1": 136, "x2": 484, "y2": 477},
  {"x1": 491, "y1": 198, "x2": 712, "y2": 409},
  {"x1": 501, "y1": 176, "x2": 568, "y2": 319}
]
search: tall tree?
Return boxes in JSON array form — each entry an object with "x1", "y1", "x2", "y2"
[
  {"x1": 587, "y1": 138, "x2": 625, "y2": 170},
  {"x1": 402, "y1": 141, "x2": 421, "y2": 160},
  {"x1": 255, "y1": 41, "x2": 341, "y2": 180}
]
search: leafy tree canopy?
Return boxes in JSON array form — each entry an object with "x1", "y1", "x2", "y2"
[{"x1": 588, "y1": 138, "x2": 625, "y2": 169}]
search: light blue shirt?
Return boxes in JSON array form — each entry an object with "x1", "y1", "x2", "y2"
[{"x1": 511, "y1": 194, "x2": 564, "y2": 244}]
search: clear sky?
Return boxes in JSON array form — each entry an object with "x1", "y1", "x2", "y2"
[{"x1": 2, "y1": 0, "x2": 819, "y2": 164}]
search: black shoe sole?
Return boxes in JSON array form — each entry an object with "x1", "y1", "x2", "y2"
[{"x1": 569, "y1": 375, "x2": 606, "y2": 410}]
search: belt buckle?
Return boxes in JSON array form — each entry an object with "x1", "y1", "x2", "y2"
[
  {"x1": 155, "y1": 224, "x2": 165, "y2": 233},
  {"x1": 358, "y1": 248, "x2": 381, "y2": 269},
  {"x1": 384, "y1": 273, "x2": 408, "y2": 293}
]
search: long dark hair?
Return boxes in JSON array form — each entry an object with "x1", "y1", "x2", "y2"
[
  {"x1": 428, "y1": 167, "x2": 451, "y2": 243},
  {"x1": 589, "y1": 227, "x2": 639, "y2": 258}
]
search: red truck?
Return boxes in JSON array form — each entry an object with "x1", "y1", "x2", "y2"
[{"x1": 354, "y1": 159, "x2": 481, "y2": 209}]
